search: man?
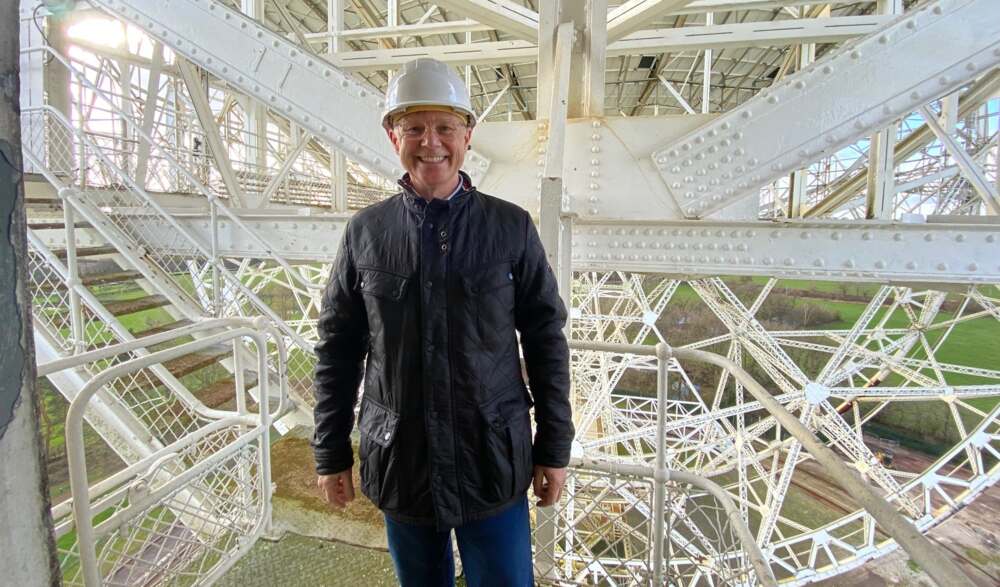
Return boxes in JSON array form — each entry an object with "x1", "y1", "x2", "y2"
[{"x1": 312, "y1": 57, "x2": 575, "y2": 586}]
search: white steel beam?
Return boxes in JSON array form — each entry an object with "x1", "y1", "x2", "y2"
[
  {"x1": 607, "y1": 15, "x2": 889, "y2": 58},
  {"x1": 607, "y1": 1, "x2": 696, "y2": 43},
  {"x1": 543, "y1": 23, "x2": 573, "y2": 178},
  {"x1": 133, "y1": 42, "x2": 164, "y2": 187},
  {"x1": 570, "y1": 218, "x2": 1000, "y2": 283},
  {"x1": 651, "y1": 0, "x2": 1000, "y2": 218},
  {"x1": 333, "y1": 39, "x2": 535, "y2": 71},
  {"x1": 330, "y1": 16, "x2": 886, "y2": 72},
  {"x1": 177, "y1": 60, "x2": 247, "y2": 207},
  {"x1": 90, "y1": 0, "x2": 493, "y2": 185},
  {"x1": 328, "y1": 0, "x2": 348, "y2": 212},
  {"x1": 865, "y1": 122, "x2": 898, "y2": 219},
  {"x1": 658, "y1": 75, "x2": 696, "y2": 114},
  {"x1": 864, "y1": 0, "x2": 900, "y2": 221},
  {"x1": 672, "y1": 0, "x2": 860, "y2": 13},
  {"x1": 560, "y1": 0, "x2": 608, "y2": 118},
  {"x1": 135, "y1": 213, "x2": 1000, "y2": 284},
  {"x1": 919, "y1": 105, "x2": 1000, "y2": 215},
  {"x1": 303, "y1": 19, "x2": 492, "y2": 42},
  {"x1": 432, "y1": 0, "x2": 539, "y2": 41}
]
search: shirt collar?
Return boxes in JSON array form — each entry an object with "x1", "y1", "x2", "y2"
[
  {"x1": 443, "y1": 178, "x2": 463, "y2": 200},
  {"x1": 397, "y1": 171, "x2": 474, "y2": 202}
]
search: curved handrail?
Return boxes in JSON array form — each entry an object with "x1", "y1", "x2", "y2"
[
  {"x1": 568, "y1": 339, "x2": 974, "y2": 587},
  {"x1": 60, "y1": 319, "x2": 282, "y2": 586},
  {"x1": 566, "y1": 455, "x2": 777, "y2": 586}
]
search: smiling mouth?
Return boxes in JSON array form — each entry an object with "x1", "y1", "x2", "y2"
[{"x1": 418, "y1": 155, "x2": 447, "y2": 163}]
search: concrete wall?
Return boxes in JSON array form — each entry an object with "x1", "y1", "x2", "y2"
[{"x1": 0, "y1": 0, "x2": 58, "y2": 583}]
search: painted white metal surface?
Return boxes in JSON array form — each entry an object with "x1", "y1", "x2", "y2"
[
  {"x1": 432, "y1": 0, "x2": 538, "y2": 41},
  {"x1": 607, "y1": 0, "x2": 697, "y2": 43},
  {"x1": 608, "y1": 15, "x2": 890, "y2": 58},
  {"x1": 571, "y1": 218, "x2": 1000, "y2": 283},
  {"x1": 475, "y1": 115, "x2": 716, "y2": 219},
  {"x1": 306, "y1": 19, "x2": 491, "y2": 42},
  {"x1": 329, "y1": 16, "x2": 885, "y2": 72},
  {"x1": 17, "y1": 1, "x2": 1000, "y2": 584},
  {"x1": 88, "y1": 0, "x2": 493, "y2": 186},
  {"x1": 98, "y1": 210, "x2": 1000, "y2": 284},
  {"x1": 652, "y1": 0, "x2": 1000, "y2": 218}
]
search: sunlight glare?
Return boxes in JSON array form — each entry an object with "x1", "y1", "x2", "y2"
[{"x1": 68, "y1": 17, "x2": 126, "y2": 49}]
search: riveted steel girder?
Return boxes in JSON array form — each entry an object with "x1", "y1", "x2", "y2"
[
  {"x1": 107, "y1": 210, "x2": 1000, "y2": 284},
  {"x1": 571, "y1": 218, "x2": 1000, "y2": 283},
  {"x1": 651, "y1": 0, "x2": 1000, "y2": 218}
]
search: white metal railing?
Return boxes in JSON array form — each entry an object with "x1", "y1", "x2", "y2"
[
  {"x1": 44, "y1": 318, "x2": 288, "y2": 587},
  {"x1": 22, "y1": 46, "x2": 323, "y2": 326},
  {"x1": 24, "y1": 44, "x2": 323, "y2": 294},
  {"x1": 22, "y1": 103, "x2": 319, "y2": 401},
  {"x1": 534, "y1": 457, "x2": 777, "y2": 586},
  {"x1": 539, "y1": 341, "x2": 777, "y2": 586},
  {"x1": 560, "y1": 340, "x2": 975, "y2": 587}
]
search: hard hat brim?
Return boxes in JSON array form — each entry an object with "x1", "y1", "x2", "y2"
[{"x1": 382, "y1": 103, "x2": 477, "y2": 130}]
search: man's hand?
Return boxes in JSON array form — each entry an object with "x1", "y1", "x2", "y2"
[
  {"x1": 317, "y1": 469, "x2": 355, "y2": 508},
  {"x1": 532, "y1": 465, "x2": 567, "y2": 507}
]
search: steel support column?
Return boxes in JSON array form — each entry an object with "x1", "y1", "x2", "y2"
[
  {"x1": 865, "y1": 121, "x2": 898, "y2": 219},
  {"x1": 560, "y1": 0, "x2": 606, "y2": 118},
  {"x1": 177, "y1": 60, "x2": 247, "y2": 207},
  {"x1": 864, "y1": 0, "x2": 901, "y2": 220},
  {"x1": 328, "y1": 0, "x2": 349, "y2": 212}
]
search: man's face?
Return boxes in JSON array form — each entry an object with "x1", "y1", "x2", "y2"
[{"x1": 387, "y1": 110, "x2": 473, "y2": 198}]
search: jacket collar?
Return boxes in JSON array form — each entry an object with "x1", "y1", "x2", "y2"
[{"x1": 399, "y1": 171, "x2": 475, "y2": 212}]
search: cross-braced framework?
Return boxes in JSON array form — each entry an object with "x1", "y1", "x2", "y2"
[
  {"x1": 18, "y1": 0, "x2": 1000, "y2": 584},
  {"x1": 566, "y1": 272, "x2": 1000, "y2": 581}
]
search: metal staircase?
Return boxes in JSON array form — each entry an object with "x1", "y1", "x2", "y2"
[{"x1": 23, "y1": 42, "x2": 323, "y2": 408}]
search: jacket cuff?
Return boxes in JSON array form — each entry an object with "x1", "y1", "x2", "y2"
[
  {"x1": 313, "y1": 446, "x2": 354, "y2": 476},
  {"x1": 532, "y1": 443, "x2": 571, "y2": 469}
]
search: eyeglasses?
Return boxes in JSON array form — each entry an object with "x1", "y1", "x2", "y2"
[{"x1": 396, "y1": 123, "x2": 467, "y2": 140}]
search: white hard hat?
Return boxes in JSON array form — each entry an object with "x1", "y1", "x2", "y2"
[{"x1": 381, "y1": 58, "x2": 476, "y2": 130}]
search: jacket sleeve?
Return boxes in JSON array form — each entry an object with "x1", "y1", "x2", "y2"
[
  {"x1": 514, "y1": 211, "x2": 575, "y2": 468},
  {"x1": 311, "y1": 223, "x2": 368, "y2": 475}
]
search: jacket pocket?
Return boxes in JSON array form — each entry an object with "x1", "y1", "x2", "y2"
[
  {"x1": 479, "y1": 382, "x2": 533, "y2": 501},
  {"x1": 357, "y1": 396, "x2": 400, "y2": 506},
  {"x1": 358, "y1": 395, "x2": 400, "y2": 448},
  {"x1": 464, "y1": 261, "x2": 516, "y2": 346},
  {"x1": 356, "y1": 268, "x2": 410, "y2": 370},
  {"x1": 357, "y1": 268, "x2": 410, "y2": 301}
]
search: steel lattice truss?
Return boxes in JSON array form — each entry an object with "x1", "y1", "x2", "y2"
[
  {"x1": 565, "y1": 272, "x2": 1000, "y2": 582},
  {"x1": 18, "y1": 0, "x2": 1000, "y2": 584}
]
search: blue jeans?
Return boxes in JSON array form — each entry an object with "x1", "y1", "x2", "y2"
[{"x1": 384, "y1": 497, "x2": 534, "y2": 587}]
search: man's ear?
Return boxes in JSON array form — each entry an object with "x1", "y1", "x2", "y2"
[{"x1": 385, "y1": 127, "x2": 401, "y2": 155}]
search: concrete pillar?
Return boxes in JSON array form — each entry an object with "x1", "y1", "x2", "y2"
[{"x1": 0, "y1": 0, "x2": 60, "y2": 583}]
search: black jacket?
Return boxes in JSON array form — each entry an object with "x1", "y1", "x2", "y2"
[{"x1": 312, "y1": 172, "x2": 574, "y2": 529}]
